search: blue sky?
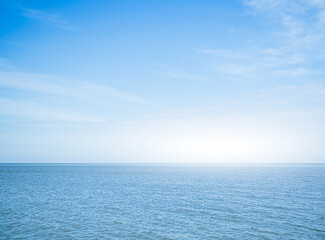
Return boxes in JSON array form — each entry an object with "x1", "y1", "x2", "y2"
[{"x1": 1, "y1": 0, "x2": 325, "y2": 163}]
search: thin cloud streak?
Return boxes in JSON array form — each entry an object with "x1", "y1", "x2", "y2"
[
  {"x1": 0, "y1": 71, "x2": 152, "y2": 106},
  {"x1": 0, "y1": 98, "x2": 105, "y2": 122},
  {"x1": 197, "y1": 1, "x2": 325, "y2": 83},
  {"x1": 0, "y1": 70, "x2": 155, "y2": 122},
  {"x1": 20, "y1": 7, "x2": 73, "y2": 30},
  {"x1": 162, "y1": 71, "x2": 205, "y2": 82}
]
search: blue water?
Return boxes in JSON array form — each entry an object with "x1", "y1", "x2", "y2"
[{"x1": 0, "y1": 164, "x2": 324, "y2": 239}]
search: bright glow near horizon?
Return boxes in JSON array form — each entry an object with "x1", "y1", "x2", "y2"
[{"x1": 1, "y1": 0, "x2": 325, "y2": 163}]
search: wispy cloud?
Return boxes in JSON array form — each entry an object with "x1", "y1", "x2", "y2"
[
  {"x1": 198, "y1": 49, "x2": 251, "y2": 60},
  {"x1": 157, "y1": 64, "x2": 206, "y2": 82},
  {"x1": 2, "y1": 88, "x2": 324, "y2": 163},
  {"x1": 20, "y1": 7, "x2": 72, "y2": 30},
  {"x1": 244, "y1": 0, "x2": 325, "y2": 42},
  {"x1": 200, "y1": 45, "x2": 319, "y2": 81},
  {"x1": 0, "y1": 70, "x2": 154, "y2": 122},
  {"x1": 1, "y1": 70, "x2": 324, "y2": 162},
  {"x1": 81, "y1": 84, "x2": 152, "y2": 105},
  {"x1": 0, "y1": 58, "x2": 19, "y2": 71},
  {"x1": 0, "y1": 98, "x2": 105, "y2": 122},
  {"x1": 0, "y1": 71, "x2": 149, "y2": 105},
  {"x1": 162, "y1": 71, "x2": 205, "y2": 82},
  {"x1": 272, "y1": 68, "x2": 316, "y2": 76},
  {"x1": 198, "y1": 1, "x2": 325, "y2": 82},
  {"x1": 274, "y1": 84, "x2": 325, "y2": 103}
]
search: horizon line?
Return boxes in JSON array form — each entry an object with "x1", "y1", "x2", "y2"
[{"x1": 1, "y1": 162, "x2": 324, "y2": 165}]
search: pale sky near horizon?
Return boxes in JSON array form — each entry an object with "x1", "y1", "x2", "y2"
[{"x1": 1, "y1": 0, "x2": 325, "y2": 163}]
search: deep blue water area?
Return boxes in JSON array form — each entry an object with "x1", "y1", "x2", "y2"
[{"x1": 0, "y1": 164, "x2": 325, "y2": 239}]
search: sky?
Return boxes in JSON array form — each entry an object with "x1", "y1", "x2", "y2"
[{"x1": 0, "y1": 0, "x2": 325, "y2": 163}]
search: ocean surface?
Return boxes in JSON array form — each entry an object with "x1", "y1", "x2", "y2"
[{"x1": 0, "y1": 164, "x2": 324, "y2": 239}]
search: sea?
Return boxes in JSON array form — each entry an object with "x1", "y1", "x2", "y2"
[{"x1": 0, "y1": 164, "x2": 324, "y2": 239}]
